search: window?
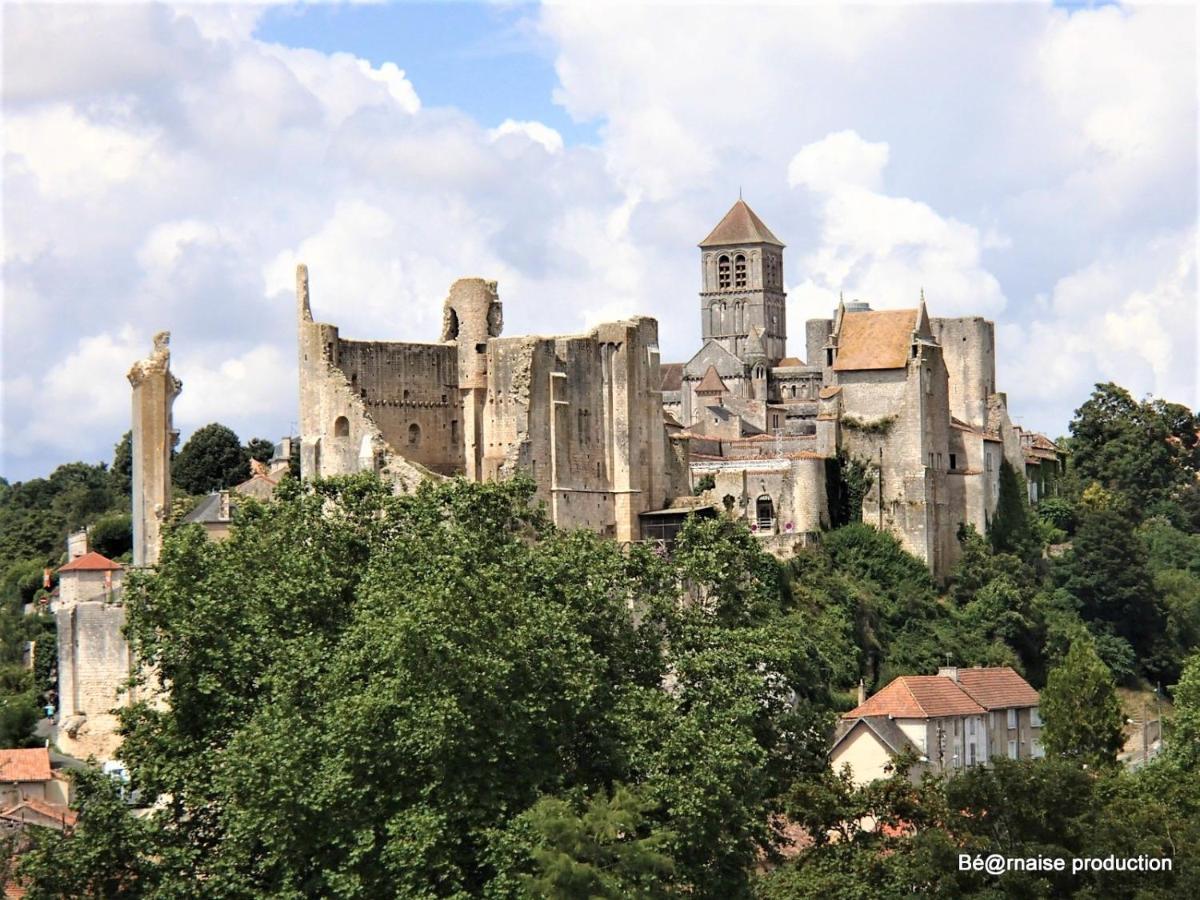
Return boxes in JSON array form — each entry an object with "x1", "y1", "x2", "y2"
[
  {"x1": 925, "y1": 367, "x2": 933, "y2": 394},
  {"x1": 989, "y1": 711, "x2": 996, "y2": 731},
  {"x1": 1030, "y1": 708, "x2": 1043, "y2": 727},
  {"x1": 826, "y1": 348, "x2": 834, "y2": 366},
  {"x1": 949, "y1": 453, "x2": 957, "y2": 470},
  {"x1": 408, "y1": 423, "x2": 421, "y2": 447},
  {"x1": 1007, "y1": 708, "x2": 1018, "y2": 729},
  {"x1": 937, "y1": 453, "x2": 943, "y2": 470},
  {"x1": 734, "y1": 254, "x2": 747, "y2": 288},
  {"x1": 1032, "y1": 739, "x2": 1045, "y2": 759},
  {"x1": 929, "y1": 452, "x2": 935, "y2": 469},
  {"x1": 968, "y1": 743, "x2": 977, "y2": 766},
  {"x1": 968, "y1": 718, "x2": 977, "y2": 737},
  {"x1": 333, "y1": 416, "x2": 349, "y2": 438},
  {"x1": 954, "y1": 719, "x2": 960, "y2": 736},
  {"x1": 450, "y1": 420, "x2": 458, "y2": 443},
  {"x1": 1007, "y1": 740, "x2": 1018, "y2": 760},
  {"x1": 718, "y1": 255, "x2": 731, "y2": 289}
]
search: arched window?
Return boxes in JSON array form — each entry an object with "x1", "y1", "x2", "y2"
[
  {"x1": 755, "y1": 494, "x2": 775, "y2": 529},
  {"x1": 333, "y1": 416, "x2": 349, "y2": 438},
  {"x1": 734, "y1": 254, "x2": 747, "y2": 288},
  {"x1": 718, "y1": 255, "x2": 731, "y2": 290},
  {"x1": 790, "y1": 385, "x2": 797, "y2": 398},
  {"x1": 408, "y1": 423, "x2": 421, "y2": 446}
]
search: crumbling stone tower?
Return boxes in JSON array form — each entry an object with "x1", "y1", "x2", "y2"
[
  {"x1": 441, "y1": 278, "x2": 503, "y2": 481},
  {"x1": 128, "y1": 332, "x2": 181, "y2": 566}
]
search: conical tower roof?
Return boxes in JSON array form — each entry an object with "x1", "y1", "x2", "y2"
[{"x1": 699, "y1": 199, "x2": 784, "y2": 248}]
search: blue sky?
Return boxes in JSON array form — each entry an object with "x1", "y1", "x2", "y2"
[
  {"x1": 2, "y1": 2, "x2": 1196, "y2": 480},
  {"x1": 255, "y1": 2, "x2": 599, "y2": 146}
]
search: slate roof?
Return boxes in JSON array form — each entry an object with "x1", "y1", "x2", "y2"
[
  {"x1": 0, "y1": 749, "x2": 51, "y2": 782},
  {"x1": 696, "y1": 365, "x2": 730, "y2": 394},
  {"x1": 660, "y1": 362, "x2": 684, "y2": 392},
  {"x1": 699, "y1": 199, "x2": 784, "y2": 248},
  {"x1": 843, "y1": 675, "x2": 986, "y2": 719},
  {"x1": 182, "y1": 492, "x2": 232, "y2": 525},
  {"x1": 956, "y1": 667, "x2": 1040, "y2": 710},
  {"x1": 57, "y1": 552, "x2": 122, "y2": 574},
  {"x1": 832, "y1": 309, "x2": 918, "y2": 372}
]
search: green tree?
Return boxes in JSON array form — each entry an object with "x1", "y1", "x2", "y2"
[
  {"x1": 1057, "y1": 503, "x2": 1164, "y2": 674},
  {"x1": 245, "y1": 437, "x2": 275, "y2": 466},
  {"x1": 88, "y1": 511, "x2": 132, "y2": 560},
  {"x1": 505, "y1": 784, "x2": 675, "y2": 899},
  {"x1": 1068, "y1": 383, "x2": 1197, "y2": 517},
  {"x1": 1168, "y1": 651, "x2": 1200, "y2": 769},
  {"x1": 1040, "y1": 638, "x2": 1124, "y2": 767},
  {"x1": 34, "y1": 475, "x2": 836, "y2": 899},
  {"x1": 171, "y1": 423, "x2": 249, "y2": 494},
  {"x1": 111, "y1": 430, "x2": 133, "y2": 497}
]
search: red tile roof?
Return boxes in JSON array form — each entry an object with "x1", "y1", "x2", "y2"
[
  {"x1": 833, "y1": 309, "x2": 918, "y2": 371},
  {"x1": 776, "y1": 356, "x2": 804, "y2": 367},
  {"x1": 843, "y1": 675, "x2": 986, "y2": 719},
  {"x1": 57, "y1": 552, "x2": 122, "y2": 573},
  {"x1": 0, "y1": 797, "x2": 77, "y2": 828},
  {"x1": 695, "y1": 365, "x2": 729, "y2": 394},
  {"x1": 0, "y1": 749, "x2": 51, "y2": 782},
  {"x1": 956, "y1": 667, "x2": 1039, "y2": 710}
]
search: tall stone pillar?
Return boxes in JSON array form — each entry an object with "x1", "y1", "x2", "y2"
[{"x1": 128, "y1": 332, "x2": 182, "y2": 567}]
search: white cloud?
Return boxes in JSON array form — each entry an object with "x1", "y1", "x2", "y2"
[
  {"x1": 1, "y1": 2, "x2": 1195, "y2": 478},
  {"x1": 488, "y1": 119, "x2": 564, "y2": 154},
  {"x1": 787, "y1": 130, "x2": 889, "y2": 193}
]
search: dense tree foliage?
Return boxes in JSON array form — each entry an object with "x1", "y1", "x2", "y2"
[
  {"x1": 32, "y1": 476, "x2": 839, "y2": 898},
  {"x1": 171, "y1": 423, "x2": 250, "y2": 494},
  {"x1": 1040, "y1": 639, "x2": 1125, "y2": 767}
]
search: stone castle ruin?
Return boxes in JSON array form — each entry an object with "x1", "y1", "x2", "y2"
[
  {"x1": 58, "y1": 198, "x2": 1059, "y2": 761},
  {"x1": 297, "y1": 267, "x2": 690, "y2": 542}
]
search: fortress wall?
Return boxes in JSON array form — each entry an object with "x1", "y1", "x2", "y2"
[
  {"x1": 334, "y1": 339, "x2": 461, "y2": 475},
  {"x1": 932, "y1": 317, "x2": 994, "y2": 429}
]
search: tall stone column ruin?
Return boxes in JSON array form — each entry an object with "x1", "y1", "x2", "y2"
[{"x1": 128, "y1": 332, "x2": 181, "y2": 567}]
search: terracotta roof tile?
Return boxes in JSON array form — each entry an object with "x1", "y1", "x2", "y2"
[
  {"x1": 818, "y1": 386, "x2": 842, "y2": 399},
  {"x1": 699, "y1": 199, "x2": 784, "y2": 248},
  {"x1": 0, "y1": 797, "x2": 77, "y2": 828},
  {"x1": 832, "y1": 309, "x2": 917, "y2": 372},
  {"x1": 695, "y1": 365, "x2": 729, "y2": 394},
  {"x1": 660, "y1": 362, "x2": 684, "y2": 392},
  {"x1": 57, "y1": 552, "x2": 122, "y2": 573},
  {"x1": 776, "y1": 356, "x2": 804, "y2": 367},
  {"x1": 843, "y1": 675, "x2": 985, "y2": 719},
  {"x1": 956, "y1": 667, "x2": 1039, "y2": 710},
  {"x1": 0, "y1": 749, "x2": 51, "y2": 782}
]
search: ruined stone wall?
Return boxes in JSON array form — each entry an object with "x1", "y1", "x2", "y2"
[
  {"x1": 690, "y1": 456, "x2": 827, "y2": 539},
  {"x1": 55, "y1": 602, "x2": 130, "y2": 761},
  {"x1": 932, "y1": 317, "x2": 995, "y2": 429},
  {"x1": 296, "y1": 265, "x2": 441, "y2": 491},
  {"x1": 333, "y1": 340, "x2": 460, "y2": 475}
]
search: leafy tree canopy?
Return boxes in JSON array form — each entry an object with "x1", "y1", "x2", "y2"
[{"x1": 171, "y1": 422, "x2": 249, "y2": 495}]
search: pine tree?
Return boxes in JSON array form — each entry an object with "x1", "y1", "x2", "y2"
[{"x1": 1040, "y1": 638, "x2": 1124, "y2": 767}]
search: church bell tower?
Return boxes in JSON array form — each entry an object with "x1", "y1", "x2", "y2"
[{"x1": 698, "y1": 199, "x2": 787, "y2": 364}]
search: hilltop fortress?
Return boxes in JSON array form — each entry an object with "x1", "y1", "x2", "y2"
[
  {"x1": 297, "y1": 199, "x2": 1058, "y2": 578},
  {"x1": 57, "y1": 198, "x2": 1058, "y2": 763}
]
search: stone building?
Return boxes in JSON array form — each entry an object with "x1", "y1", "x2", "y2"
[
  {"x1": 296, "y1": 266, "x2": 689, "y2": 542},
  {"x1": 53, "y1": 334, "x2": 181, "y2": 763},
  {"x1": 664, "y1": 199, "x2": 1053, "y2": 579}
]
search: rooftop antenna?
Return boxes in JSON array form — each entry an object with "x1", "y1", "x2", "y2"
[{"x1": 739, "y1": 185, "x2": 742, "y2": 200}]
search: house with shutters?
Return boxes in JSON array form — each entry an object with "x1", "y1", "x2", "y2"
[{"x1": 830, "y1": 666, "x2": 1043, "y2": 785}]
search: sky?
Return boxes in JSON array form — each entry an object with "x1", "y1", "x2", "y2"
[{"x1": 2, "y1": 0, "x2": 1197, "y2": 482}]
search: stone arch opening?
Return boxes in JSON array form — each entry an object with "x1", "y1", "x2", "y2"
[
  {"x1": 408, "y1": 423, "x2": 421, "y2": 447},
  {"x1": 755, "y1": 494, "x2": 775, "y2": 529},
  {"x1": 333, "y1": 416, "x2": 349, "y2": 438}
]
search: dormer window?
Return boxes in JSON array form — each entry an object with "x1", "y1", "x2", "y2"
[
  {"x1": 734, "y1": 254, "x2": 747, "y2": 288},
  {"x1": 718, "y1": 255, "x2": 731, "y2": 289}
]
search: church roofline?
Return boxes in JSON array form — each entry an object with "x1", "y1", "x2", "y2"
[{"x1": 699, "y1": 199, "x2": 785, "y2": 248}]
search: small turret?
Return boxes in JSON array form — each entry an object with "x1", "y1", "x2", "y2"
[{"x1": 441, "y1": 278, "x2": 502, "y2": 390}]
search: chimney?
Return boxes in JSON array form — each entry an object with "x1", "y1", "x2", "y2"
[
  {"x1": 938, "y1": 666, "x2": 959, "y2": 682},
  {"x1": 857, "y1": 678, "x2": 866, "y2": 706}
]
